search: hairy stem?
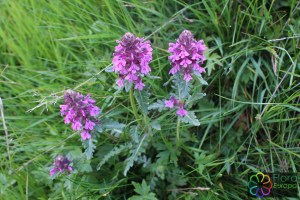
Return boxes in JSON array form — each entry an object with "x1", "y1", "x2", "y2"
[
  {"x1": 129, "y1": 88, "x2": 142, "y2": 126},
  {"x1": 176, "y1": 117, "x2": 181, "y2": 144}
]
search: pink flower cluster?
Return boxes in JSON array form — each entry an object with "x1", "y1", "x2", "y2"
[
  {"x1": 50, "y1": 155, "x2": 72, "y2": 176},
  {"x1": 112, "y1": 32, "x2": 152, "y2": 91},
  {"x1": 60, "y1": 90, "x2": 100, "y2": 140},
  {"x1": 165, "y1": 96, "x2": 188, "y2": 117},
  {"x1": 168, "y1": 30, "x2": 207, "y2": 82}
]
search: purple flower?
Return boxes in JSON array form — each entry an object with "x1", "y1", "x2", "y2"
[
  {"x1": 84, "y1": 120, "x2": 95, "y2": 130},
  {"x1": 60, "y1": 90, "x2": 100, "y2": 140},
  {"x1": 177, "y1": 106, "x2": 188, "y2": 117},
  {"x1": 50, "y1": 155, "x2": 73, "y2": 176},
  {"x1": 168, "y1": 30, "x2": 207, "y2": 82},
  {"x1": 71, "y1": 121, "x2": 82, "y2": 131},
  {"x1": 164, "y1": 96, "x2": 188, "y2": 117},
  {"x1": 112, "y1": 32, "x2": 153, "y2": 91},
  {"x1": 165, "y1": 99, "x2": 174, "y2": 108},
  {"x1": 165, "y1": 96, "x2": 179, "y2": 108},
  {"x1": 81, "y1": 130, "x2": 91, "y2": 140}
]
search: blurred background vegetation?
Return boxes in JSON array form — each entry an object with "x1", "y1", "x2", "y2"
[{"x1": 0, "y1": 0, "x2": 299, "y2": 199}]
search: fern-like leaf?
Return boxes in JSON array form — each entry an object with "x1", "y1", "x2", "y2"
[
  {"x1": 82, "y1": 138, "x2": 97, "y2": 160},
  {"x1": 180, "y1": 111, "x2": 200, "y2": 126},
  {"x1": 148, "y1": 100, "x2": 165, "y2": 112},
  {"x1": 97, "y1": 144, "x2": 130, "y2": 170},
  {"x1": 135, "y1": 90, "x2": 150, "y2": 115},
  {"x1": 124, "y1": 134, "x2": 148, "y2": 176}
]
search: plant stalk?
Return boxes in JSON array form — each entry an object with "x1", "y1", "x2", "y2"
[
  {"x1": 176, "y1": 117, "x2": 180, "y2": 144},
  {"x1": 129, "y1": 88, "x2": 142, "y2": 126}
]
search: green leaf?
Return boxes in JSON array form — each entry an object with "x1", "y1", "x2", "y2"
[
  {"x1": 173, "y1": 74, "x2": 191, "y2": 99},
  {"x1": 150, "y1": 120, "x2": 161, "y2": 130},
  {"x1": 97, "y1": 144, "x2": 129, "y2": 170},
  {"x1": 130, "y1": 125, "x2": 139, "y2": 143},
  {"x1": 124, "y1": 133, "x2": 148, "y2": 176},
  {"x1": 180, "y1": 111, "x2": 200, "y2": 126},
  {"x1": 166, "y1": 169, "x2": 188, "y2": 187},
  {"x1": 146, "y1": 74, "x2": 161, "y2": 79},
  {"x1": 124, "y1": 81, "x2": 132, "y2": 92},
  {"x1": 64, "y1": 179, "x2": 72, "y2": 190},
  {"x1": 77, "y1": 161, "x2": 93, "y2": 173},
  {"x1": 104, "y1": 65, "x2": 114, "y2": 72},
  {"x1": 186, "y1": 92, "x2": 206, "y2": 105},
  {"x1": 100, "y1": 118, "x2": 126, "y2": 137},
  {"x1": 82, "y1": 139, "x2": 97, "y2": 160},
  {"x1": 148, "y1": 100, "x2": 165, "y2": 112},
  {"x1": 155, "y1": 165, "x2": 165, "y2": 179},
  {"x1": 134, "y1": 90, "x2": 149, "y2": 115},
  {"x1": 206, "y1": 53, "x2": 222, "y2": 76},
  {"x1": 128, "y1": 180, "x2": 157, "y2": 200},
  {"x1": 194, "y1": 71, "x2": 208, "y2": 85},
  {"x1": 94, "y1": 124, "x2": 103, "y2": 133}
]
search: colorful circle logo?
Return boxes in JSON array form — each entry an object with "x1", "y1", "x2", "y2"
[{"x1": 248, "y1": 172, "x2": 273, "y2": 197}]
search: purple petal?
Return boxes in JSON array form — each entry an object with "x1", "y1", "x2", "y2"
[
  {"x1": 50, "y1": 168, "x2": 58, "y2": 176},
  {"x1": 67, "y1": 166, "x2": 73, "y2": 172},
  {"x1": 81, "y1": 131, "x2": 91, "y2": 140},
  {"x1": 177, "y1": 108, "x2": 188, "y2": 117},
  {"x1": 165, "y1": 99, "x2": 174, "y2": 108}
]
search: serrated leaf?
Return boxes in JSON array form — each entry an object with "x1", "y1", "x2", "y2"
[
  {"x1": 64, "y1": 179, "x2": 72, "y2": 190},
  {"x1": 124, "y1": 81, "x2": 132, "y2": 92},
  {"x1": 130, "y1": 126, "x2": 139, "y2": 143},
  {"x1": 172, "y1": 74, "x2": 191, "y2": 99},
  {"x1": 194, "y1": 71, "x2": 208, "y2": 85},
  {"x1": 167, "y1": 169, "x2": 188, "y2": 187},
  {"x1": 146, "y1": 74, "x2": 161, "y2": 79},
  {"x1": 135, "y1": 90, "x2": 149, "y2": 115},
  {"x1": 78, "y1": 162, "x2": 93, "y2": 173},
  {"x1": 97, "y1": 144, "x2": 129, "y2": 170},
  {"x1": 82, "y1": 139, "x2": 97, "y2": 160},
  {"x1": 150, "y1": 120, "x2": 161, "y2": 130},
  {"x1": 148, "y1": 100, "x2": 165, "y2": 112},
  {"x1": 129, "y1": 180, "x2": 158, "y2": 200},
  {"x1": 101, "y1": 118, "x2": 125, "y2": 136},
  {"x1": 206, "y1": 53, "x2": 222, "y2": 76},
  {"x1": 103, "y1": 95, "x2": 115, "y2": 107},
  {"x1": 186, "y1": 93, "x2": 206, "y2": 105},
  {"x1": 180, "y1": 111, "x2": 200, "y2": 126},
  {"x1": 95, "y1": 124, "x2": 104, "y2": 133},
  {"x1": 124, "y1": 134, "x2": 148, "y2": 176},
  {"x1": 105, "y1": 65, "x2": 114, "y2": 72},
  {"x1": 163, "y1": 76, "x2": 174, "y2": 86}
]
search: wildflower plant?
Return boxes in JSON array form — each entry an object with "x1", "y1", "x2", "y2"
[
  {"x1": 6, "y1": 1, "x2": 299, "y2": 199},
  {"x1": 112, "y1": 32, "x2": 152, "y2": 91},
  {"x1": 109, "y1": 32, "x2": 153, "y2": 140},
  {"x1": 101, "y1": 30, "x2": 207, "y2": 177},
  {"x1": 102, "y1": 32, "x2": 156, "y2": 176},
  {"x1": 59, "y1": 90, "x2": 125, "y2": 160},
  {"x1": 164, "y1": 96, "x2": 188, "y2": 117},
  {"x1": 149, "y1": 30, "x2": 208, "y2": 141},
  {"x1": 168, "y1": 30, "x2": 207, "y2": 82},
  {"x1": 60, "y1": 90, "x2": 101, "y2": 140},
  {"x1": 49, "y1": 30, "x2": 207, "y2": 188},
  {"x1": 50, "y1": 155, "x2": 73, "y2": 177}
]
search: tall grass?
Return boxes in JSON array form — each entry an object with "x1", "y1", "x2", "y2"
[{"x1": 0, "y1": 0, "x2": 299, "y2": 199}]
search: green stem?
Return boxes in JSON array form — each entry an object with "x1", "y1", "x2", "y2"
[
  {"x1": 176, "y1": 117, "x2": 180, "y2": 144},
  {"x1": 129, "y1": 88, "x2": 141, "y2": 126}
]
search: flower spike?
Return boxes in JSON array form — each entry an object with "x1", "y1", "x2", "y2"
[
  {"x1": 112, "y1": 32, "x2": 152, "y2": 91},
  {"x1": 168, "y1": 30, "x2": 207, "y2": 82}
]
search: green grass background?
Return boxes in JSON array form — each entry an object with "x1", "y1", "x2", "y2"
[{"x1": 0, "y1": 0, "x2": 299, "y2": 199}]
